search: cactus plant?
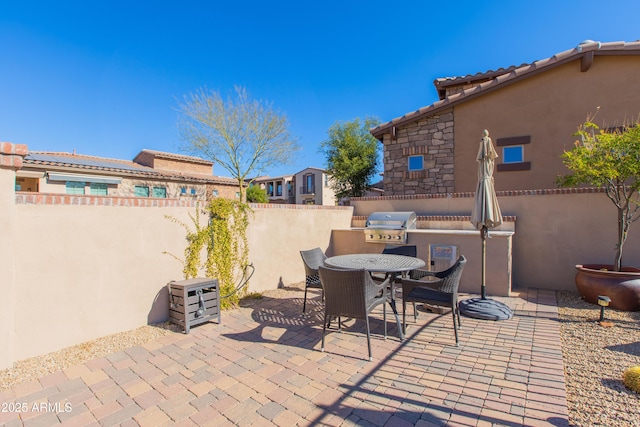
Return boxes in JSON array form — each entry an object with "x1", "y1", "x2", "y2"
[{"x1": 623, "y1": 366, "x2": 640, "y2": 393}]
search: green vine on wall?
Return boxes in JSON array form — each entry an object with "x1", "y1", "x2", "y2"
[
  {"x1": 206, "y1": 199, "x2": 251, "y2": 308},
  {"x1": 165, "y1": 199, "x2": 252, "y2": 309}
]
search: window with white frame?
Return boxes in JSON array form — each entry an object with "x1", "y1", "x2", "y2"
[{"x1": 408, "y1": 155, "x2": 424, "y2": 171}]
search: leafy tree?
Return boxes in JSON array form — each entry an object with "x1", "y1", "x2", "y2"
[
  {"x1": 177, "y1": 86, "x2": 300, "y2": 200},
  {"x1": 246, "y1": 184, "x2": 269, "y2": 203},
  {"x1": 320, "y1": 117, "x2": 380, "y2": 200},
  {"x1": 557, "y1": 114, "x2": 640, "y2": 271}
]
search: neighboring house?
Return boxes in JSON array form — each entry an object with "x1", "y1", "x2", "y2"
[
  {"x1": 252, "y1": 174, "x2": 295, "y2": 204},
  {"x1": 16, "y1": 149, "x2": 240, "y2": 201},
  {"x1": 295, "y1": 167, "x2": 336, "y2": 205},
  {"x1": 370, "y1": 40, "x2": 640, "y2": 195},
  {"x1": 253, "y1": 167, "x2": 338, "y2": 205}
]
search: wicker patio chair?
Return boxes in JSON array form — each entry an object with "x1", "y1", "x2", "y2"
[
  {"x1": 401, "y1": 255, "x2": 467, "y2": 346},
  {"x1": 300, "y1": 247, "x2": 327, "y2": 313},
  {"x1": 318, "y1": 266, "x2": 389, "y2": 361},
  {"x1": 371, "y1": 245, "x2": 417, "y2": 282}
]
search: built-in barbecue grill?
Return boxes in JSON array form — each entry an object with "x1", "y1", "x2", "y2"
[{"x1": 364, "y1": 211, "x2": 417, "y2": 244}]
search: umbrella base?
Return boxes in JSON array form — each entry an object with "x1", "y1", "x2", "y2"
[{"x1": 459, "y1": 297, "x2": 513, "y2": 321}]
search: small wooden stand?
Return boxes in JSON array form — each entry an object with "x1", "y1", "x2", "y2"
[{"x1": 168, "y1": 278, "x2": 220, "y2": 333}]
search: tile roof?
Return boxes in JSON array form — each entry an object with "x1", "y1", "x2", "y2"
[
  {"x1": 134, "y1": 149, "x2": 214, "y2": 166},
  {"x1": 24, "y1": 151, "x2": 237, "y2": 185},
  {"x1": 371, "y1": 40, "x2": 640, "y2": 138}
]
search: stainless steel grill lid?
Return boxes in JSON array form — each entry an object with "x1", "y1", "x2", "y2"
[
  {"x1": 364, "y1": 211, "x2": 416, "y2": 243},
  {"x1": 365, "y1": 211, "x2": 417, "y2": 229}
]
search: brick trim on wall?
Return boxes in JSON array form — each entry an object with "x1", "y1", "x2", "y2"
[
  {"x1": 352, "y1": 214, "x2": 518, "y2": 222},
  {"x1": 15, "y1": 192, "x2": 199, "y2": 207},
  {"x1": 0, "y1": 142, "x2": 28, "y2": 170},
  {"x1": 352, "y1": 186, "x2": 606, "y2": 201},
  {"x1": 249, "y1": 203, "x2": 351, "y2": 211}
]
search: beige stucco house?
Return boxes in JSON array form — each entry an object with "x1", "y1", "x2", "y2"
[
  {"x1": 371, "y1": 40, "x2": 640, "y2": 195},
  {"x1": 253, "y1": 167, "x2": 338, "y2": 205},
  {"x1": 17, "y1": 149, "x2": 240, "y2": 201},
  {"x1": 253, "y1": 174, "x2": 295, "y2": 204},
  {"x1": 294, "y1": 167, "x2": 336, "y2": 205}
]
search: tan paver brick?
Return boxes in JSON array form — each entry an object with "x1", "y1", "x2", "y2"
[
  {"x1": 134, "y1": 405, "x2": 172, "y2": 427},
  {"x1": 81, "y1": 369, "x2": 110, "y2": 386},
  {"x1": 1, "y1": 289, "x2": 571, "y2": 426},
  {"x1": 123, "y1": 379, "x2": 152, "y2": 398},
  {"x1": 272, "y1": 409, "x2": 302, "y2": 426},
  {"x1": 91, "y1": 400, "x2": 122, "y2": 420}
]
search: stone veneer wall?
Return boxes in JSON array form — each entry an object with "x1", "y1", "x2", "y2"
[{"x1": 383, "y1": 109, "x2": 455, "y2": 196}]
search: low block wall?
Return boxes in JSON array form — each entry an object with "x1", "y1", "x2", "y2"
[
  {"x1": 331, "y1": 229, "x2": 513, "y2": 296},
  {"x1": 2, "y1": 158, "x2": 353, "y2": 368},
  {"x1": 351, "y1": 188, "x2": 640, "y2": 292}
]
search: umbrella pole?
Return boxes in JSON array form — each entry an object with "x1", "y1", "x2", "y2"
[{"x1": 481, "y1": 225, "x2": 487, "y2": 299}]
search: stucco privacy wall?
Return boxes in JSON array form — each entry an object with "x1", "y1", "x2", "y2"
[
  {"x1": 246, "y1": 204, "x2": 353, "y2": 290},
  {"x1": 351, "y1": 188, "x2": 640, "y2": 292},
  {"x1": 10, "y1": 198, "x2": 198, "y2": 368},
  {"x1": 0, "y1": 144, "x2": 25, "y2": 372},
  {"x1": 2, "y1": 145, "x2": 353, "y2": 369},
  {"x1": 330, "y1": 228, "x2": 512, "y2": 297}
]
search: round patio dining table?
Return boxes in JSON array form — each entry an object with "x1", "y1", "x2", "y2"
[{"x1": 324, "y1": 253, "x2": 426, "y2": 340}]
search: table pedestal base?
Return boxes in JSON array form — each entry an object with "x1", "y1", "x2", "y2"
[{"x1": 459, "y1": 297, "x2": 513, "y2": 321}]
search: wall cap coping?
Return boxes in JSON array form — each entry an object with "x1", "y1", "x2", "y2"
[
  {"x1": 353, "y1": 214, "x2": 517, "y2": 222},
  {"x1": 15, "y1": 192, "x2": 199, "y2": 207},
  {"x1": 352, "y1": 186, "x2": 605, "y2": 201},
  {"x1": 249, "y1": 203, "x2": 352, "y2": 211}
]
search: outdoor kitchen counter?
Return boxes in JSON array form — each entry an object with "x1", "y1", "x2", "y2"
[
  {"x1": 329, "y1": 228, "x2": 514, "y2": 297},
  {"x1": 351, "y1": 228, "x2": 515, "y2": 237}
]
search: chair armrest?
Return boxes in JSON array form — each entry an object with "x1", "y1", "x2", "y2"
[
  {"x1": 401, "y1": 277, "x2": 444, "y2": 295},
  {"x1": 410, "y1": 269, "x2": 437, "y2": 280}
]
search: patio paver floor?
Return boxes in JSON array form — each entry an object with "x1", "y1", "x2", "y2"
[{"x1": 0, "y1": 287, "x2": 568, "y2": 426}]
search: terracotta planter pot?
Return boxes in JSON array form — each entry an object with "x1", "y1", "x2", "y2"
[{"x1": 575, "y1": 264, "x2": 640, "y2": 311}]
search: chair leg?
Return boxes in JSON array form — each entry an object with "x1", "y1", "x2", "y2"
[
  {"x1": 322, "y1": 312, "x2": 327, "y2": 352},
  {"x1": 402, "y1": 300, "x2": 407, "y2": 336},
  {"x1": 365, "y1": 317, "x2": 372, "y2": 361},
  {"x1": 303, "y1": 286, "x2": 308, "y2": 313},
  {"x1": 456, "y1": 302, "x2": 462, "y2": 328},
  {"x1": 452, "y1": 308, "x2": 459, "y2": 346},
  {"x1": 383, "y1": 301, "x2": 387, "y2": 340},
  {"x1": 413, "y1": 302, "x2": 417, "y2": 322}
]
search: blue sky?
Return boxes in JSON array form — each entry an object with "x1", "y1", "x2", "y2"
[{"x1": 1, "y1": 1, "x2": 639, "y2": 178}]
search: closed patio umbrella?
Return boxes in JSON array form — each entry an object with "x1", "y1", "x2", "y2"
[{"x1": 459, "y1": 130, "x2": 513, "y2": 320}]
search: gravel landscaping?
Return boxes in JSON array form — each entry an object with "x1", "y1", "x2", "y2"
[
  {"x1": 1, "y1": 288, "x2": 638, "y2": 426},
  {"x1": 557, "y1": 291, "x2": 640, "y2": 427}
]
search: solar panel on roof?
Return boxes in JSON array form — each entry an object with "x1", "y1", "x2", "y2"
[{"x1": 26, "y1": 153, "x2": 153, "y2": 172}]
